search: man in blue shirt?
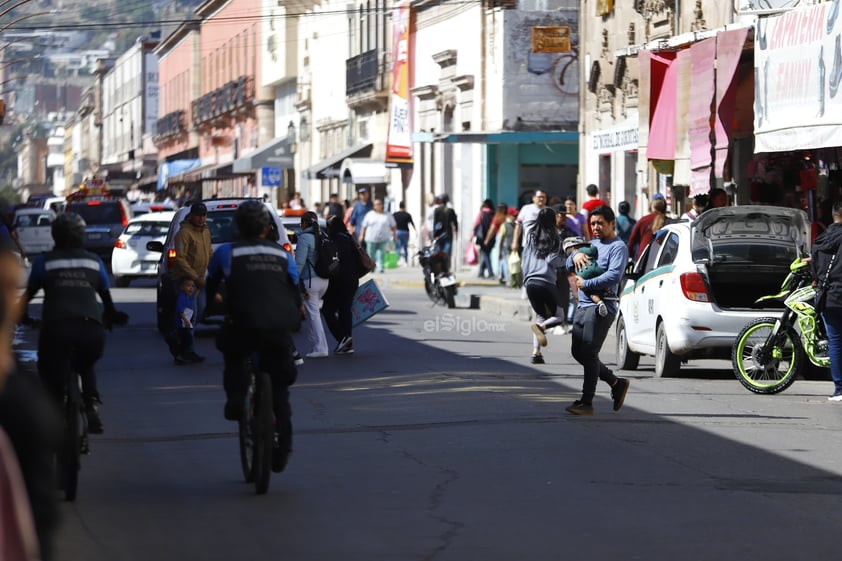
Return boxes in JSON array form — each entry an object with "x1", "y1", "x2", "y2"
[
  {"x1": 348, "y1": 187, "x2": 373, "y2": 242},
  {"x1": 564, "y1": 205, "x2": 630, "y2": 416}
]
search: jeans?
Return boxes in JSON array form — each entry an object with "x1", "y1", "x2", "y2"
[
  {"x1": 396, "y1": 230, "x2": 410, "y2": 263},
  {"x1": 822, "y1": 308, "x2": 842, "y2": 392},
  {"x1": 366, "y1": 240, "x2": 389, "y2": 272},
  {"x1": 571, "y1": 305, "x2": 618, "y2": 403},
  {"x1": 498, "y1": 249, "x2": 510, "y2": 282},
  {"x1": 478, "y1": 245, "x2": 494, "y2": 278}
]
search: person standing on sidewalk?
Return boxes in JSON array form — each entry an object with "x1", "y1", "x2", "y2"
[
  {"x1": 359, "y1": 199, "x2": 397, "y2": 273},
  {"x1": 392, "y1": 201, "x2": 415, "y2": 266},
  {"x1": 565, "y1": 205, "x2": 630, "y2": 415},
  {"x1": 811, "y1": 200, "x2": 842, "y2": 400}
]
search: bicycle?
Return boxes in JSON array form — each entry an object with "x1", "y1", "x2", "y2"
[
  {"x1": 57, "y1": 366, "x2": 88, "y2": 502},
  {"x1": 238, "y1": 359, "x2": 276, "y2": 495},
  {"x1": 731, "y1": 257, "x2": 830, "y2": 394}
]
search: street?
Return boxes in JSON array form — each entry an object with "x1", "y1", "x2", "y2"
[{"x1": 41, "y1": 280, "x2": 842, "y2": 561}]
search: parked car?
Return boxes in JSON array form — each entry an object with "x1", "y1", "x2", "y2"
[
  {"x1": 130, "y1": 201, "x2": 176, "y2": 216},
  {"x1": 64, "y1": 197, "x2": 133, "y2": 260},
  {"x1": 148, "y1": 198, "x2": 291, "y2": 333},
  {"x1": 111, "y1": 211, "x2": 176, "y2": 287},
  {"x1": 13, "y1": 208, "x2": 55, "y2": 255},
  {"x1": 616, "y1": 205, "x2": 811, "y2": 378}
]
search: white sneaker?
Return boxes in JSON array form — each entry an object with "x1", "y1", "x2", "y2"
[
  {"x1": 306, "y1": 351, "x2": 328, "y2": 358},
  {"x1": 828, "y1": 394, "x2": 842, "y2": 402}
]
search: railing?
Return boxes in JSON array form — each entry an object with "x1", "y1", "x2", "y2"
[
  {"x1": 346, "y1": 49, "x2": 380, "y2": 97},
  {"x1": 156, "y1": 110, "x2": 184, "y2": 139},
  {"x1": 191, "y1": 75, "x2": 255, "y2": 127}
]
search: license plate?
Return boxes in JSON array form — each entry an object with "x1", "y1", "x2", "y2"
[
  {"x1": 87, "y1": 233, "x2": 102, "y2": 240},
  {"x1": 141, "y1": 262, "x2": 157, "y2": 272},
  {"x1": 438, "y1": 275, "x2": 457, "y2": 287}
]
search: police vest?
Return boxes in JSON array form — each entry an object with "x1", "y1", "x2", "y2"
[
  {"x1": 227, "y1": 240, "x2": 301, "y2": 331},
  {"x1": 41, "y1": 249, "x2": 105, "y2": 324}
]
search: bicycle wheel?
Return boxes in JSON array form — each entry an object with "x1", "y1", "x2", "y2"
[
  {"x1": 732, "y1": 317, "x2": 803, "y2": 394},
  {"x1": 59, "y1": 387, "x2": 83, "y2": 502},
  {"x1": 238, "y1": 375, "x2": 256, "y2": 483},
  {"x1": 253, "y1": 371, "x2": 274, "y2": 495}
]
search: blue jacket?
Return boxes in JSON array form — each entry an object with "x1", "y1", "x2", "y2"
[
  {"x1": 565, "y1": 236, "x2": 628, "y2": 315},
  {"x1": 295, "y1": 226, "x2": 317, "y2": 282},
  {"x1": 349, "y1": 200, "x2": 373, "y2": 233}
]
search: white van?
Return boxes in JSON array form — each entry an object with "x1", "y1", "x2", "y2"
[{"x1": 14, "y1": 208, "x2": 55, "y2": 255}]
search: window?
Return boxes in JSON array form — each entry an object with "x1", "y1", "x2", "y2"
[{"x1": 657, "y1": 233, "x2": 680, "y2": 267}]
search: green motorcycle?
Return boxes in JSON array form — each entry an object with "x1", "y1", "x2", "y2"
[{"x1": 732, "y1": 257, "x2": 830, "y2": 394}]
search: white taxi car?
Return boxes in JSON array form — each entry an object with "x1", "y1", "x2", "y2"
[
  {"x1": 111, "y1": 211, "x2": 175, "y2": 287},
  {"x1": 616, "y1": 205, "x2": 810, "y2": 377}
]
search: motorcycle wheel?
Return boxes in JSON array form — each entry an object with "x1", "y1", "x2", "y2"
[
  {"x1": 732, "y1": 317, "x2": 803, "y2": 394},
  {"x1": 423, "y1": 273, "x2": 437, "y2": 303},
  {"x1": 443, "y1": 285, "x2": 456, "y2": 309}
]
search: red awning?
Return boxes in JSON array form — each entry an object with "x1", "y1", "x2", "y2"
[
  {"x1": 714, "y1": 27, "x2": 750, "y2": 176},
  {"x1": 689, "y1": 37, "x2": 716, "y2": 195},
  {"x1": 647, "y1": 52, "x2": 678, "y2": 161}
]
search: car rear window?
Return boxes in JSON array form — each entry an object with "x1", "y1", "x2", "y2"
[
  {"x1": 15, "y1": 213, "x2": 52, "y2": 227},
  {"x1": 67, "y1": 202, "x2": 124, "y2": 225},
  {"x1": 125, "y1": 221, "x2": 170, "y2": 237},
  {"x1": 206, "y1": 210, "x2": 237, "y2": 244}
]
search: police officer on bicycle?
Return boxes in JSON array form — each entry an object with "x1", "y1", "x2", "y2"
[
  {"x1": 206, "y1": 201, "x2": 304, "y2": 472},
  {"x1": 24, "y1": 213, "x2": 127, "y2": 434}
]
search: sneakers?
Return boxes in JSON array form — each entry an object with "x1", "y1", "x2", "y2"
[
  {"x1": 531, "y1": 323, "x2": 548, "y2": 347},
  {"x1": 187, "y1": 351, "x2": 205, "y2": 363},
  {"x1": 335, "y1": 336, "x2": 353, "y2": 354},
  {"x1": 597, "y1": 301, "x2": 608, "y2": 317},
  {"x1": 828, "y1": 390, "x2": 842, "y2": 402},
  {"x1": 223, "y1": 397, "x2": 244, "y2": 421},
  {"x1": 272, "y1": 435, "x2": 291, "y2": 473},
  {"x1": 174, "y1": 351, "x2": 205, "y2": 365},
  {"x1": 612, "y1": 378, "x2": 630, "y2": 411},
  {"x1": 292, "y1": 349, "x2": 304, "y2": 366},
  {"x1": 531, "y1": 353, "x2": 545, "y2": 364},
  {"x1": 85, "y1": 403, "x2": 104, "y2": 434},
  {"x1": 565, "y1": 400, "x2": 594, "y2": 416},
  {"x1": 174, "y1": 354, "x2": 190, "y2": 365},
  {"x1": 306, "y1": 351, "x2": 328, "y2": 358}
]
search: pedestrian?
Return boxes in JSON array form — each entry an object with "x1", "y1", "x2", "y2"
[
  {"x1": 171, "y1": 277, "x2": 203, "y2": 365},
  {"x1": 324, "y1": 193, "x2": 344, "y2": 220},
  {"x1": 615, "y1": 200, "x2": 637, "y2": 243},
  {"x1": 553, "y1": 204, "x2": 577, "y2": 330},
  {"x1": 811, "y1": 200, "x2": 842, "y2": 401},
  {"x1": 565, "y1": 205, "x2": 630, "y2": 415},
  {"x1": 473, "y1": 199, "x2": 496, "y2": 278},
  {"x1": 627, "y1": 194, "x2": 667, "y2": 261},
  {"x1": 295, "y1": 211, "x2": 330, "y2": 358},
  {"x1": 563, "y1": 237, "x2": 608, "y2": 317},
  {"x1": 426, "y1": 194, "x2": 459, "y2": 258},
  {"x1": 392, "y1": 201, "x2": 415, "y2": 266},
  {"x1": 0, "y1": 242, "x2": 61, "y2": 561},
  {"x1": 289, "y1": 191, "x2": 304, "y2": 210},
  {"x1": 580, "y1": 184, "x2": 608, "y2": 238},
  {"x1": 681, "y1": 194, "x2": 709, "y2": 221},
  {"x1": 322, "y1": 215, "x2": 360, "y2": 354},
  {"x1": 497, "y1": 205, "x2": 517, "y2": 285},
  {"x1": 348, "y1": 187, "x2": 373, "y2": 241},
  {"x1": 359, "y1": 198, "x2": 397, "y2": 273},
  {"x1": 512, "y1": 190, "x2": 547, "y2": 254},
  {"x1": 708, "y1": 187, "x2": 728, "y2": 208},
  {"x1": 522, "y1": 207, "x2": 567, "y2": 364},
  {"x1": 564, "y1": 196, "x2": 587, "y2": 238},
  {"x1": 170, "y1": 202, "x2": 212, "y2": 359}
]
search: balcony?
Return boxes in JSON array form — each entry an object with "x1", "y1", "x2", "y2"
[
  {"x1": 191, "y1": 75, "x2": 255, "y2": 129},
  {"x1": 155, "y1": 110, "x2": 185, "y2": 142},
  {"x1": 345, "y1": 49, "x2": 388, "y2": 110}
]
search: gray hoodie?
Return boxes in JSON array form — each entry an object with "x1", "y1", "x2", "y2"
[{"x1": 521, "y1": 242, "x2": 565, "y2": 287}]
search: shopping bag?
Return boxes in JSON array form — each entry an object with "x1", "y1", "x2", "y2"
[
  {"x1": 464, "y1": 242, "x2": 478, "y2": 265},
  {"x1": 351, "y1": 279, "x2": 390, "y2": 326}
]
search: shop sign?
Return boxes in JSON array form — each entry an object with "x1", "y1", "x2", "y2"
[
  {"x1": 735, "y1": 0, "x2": 811, "y2": 15},
  {"x1": 754, "y1": 1, "x2": 842, "y2": 153},
  {"x1": 590, "y1": 126, "x2": 639, "y2": 152},
  {"x1": 596, "y1": 0, "x2": 614, "y2": 17},
  {"x1": 531, "y1": 26, "x2": 571, "y2": 53}
]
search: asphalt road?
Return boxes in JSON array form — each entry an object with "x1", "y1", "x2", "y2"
[{"x1": 35, "y1": 279, "x2": 842, "y2": 561}]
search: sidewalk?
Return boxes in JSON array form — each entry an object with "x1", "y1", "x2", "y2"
[{"x1": 371, "y1": 260, "x2": 537, "y2": 322}]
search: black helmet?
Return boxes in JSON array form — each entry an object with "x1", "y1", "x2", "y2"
[
  {"x1": 235, "y1": 200, "x2": 271, "y2": 238},
  {"x1": 52, "y1": 212, "x2": 86, "y2": 249}
]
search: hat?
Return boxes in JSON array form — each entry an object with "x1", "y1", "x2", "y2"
[
  {"x1": 358, "y1": 187, "x2": 369, "y2": 194},
  {"x1": 562, "y1": 236, "x2": 587, "y2": 253},
  {"x1": 507, "y1": 207, "x2": 519, "y2": 217},
  {"x1": 190, "y1": 202, "x2": 207, "y2": 216},
  {"x1": 433, "y1": 194, "x2": 444, "y2": 204},
  {"x1": 651, "y1": 192, "x2": 665, "y2": 201}
]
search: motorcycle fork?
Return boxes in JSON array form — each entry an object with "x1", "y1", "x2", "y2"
[{"x1": 763, "y1": 312, "x2": 794, "y2": 361}]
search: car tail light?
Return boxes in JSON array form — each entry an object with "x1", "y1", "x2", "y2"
[
  {"x1": 87, "y1": 201, "x2": 101, "y2": 205},
  {"x1": 114, "y1": 239, "x2": 126, "y2": 249},
  {"x1": 167, "y1": 248, "x2": 176, "y2": 260},
  {"x1": 680, "y1": 272, "x2": 710, "y2": 302}
]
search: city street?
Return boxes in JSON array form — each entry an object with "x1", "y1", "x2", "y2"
[{"x1": 41, "y1": 279, "x2": 842, "y2": 561}]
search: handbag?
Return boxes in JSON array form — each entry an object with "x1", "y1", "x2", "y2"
[
  {"x1": 464, "y1": 242, "x2": 478, "y2": 265},
  {"x1": 356, "y1": 243, "x2": 376, "y2": 278}
]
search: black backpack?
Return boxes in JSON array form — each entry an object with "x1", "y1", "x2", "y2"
[{"x1": 311, "y1": 233, "x2": 341, "y2": 279}]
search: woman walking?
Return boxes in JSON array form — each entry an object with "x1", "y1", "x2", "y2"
[
  {"x1": 295, "y1": 211, "x2": 330, "y2": 358},
  {"x1": 322, "y1": 215, "x2": 361, "y2": 354}
]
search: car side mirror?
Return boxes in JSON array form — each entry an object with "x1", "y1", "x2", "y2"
[{"x1": 146, "y1": 241, "x2": 164, "y2": 252}]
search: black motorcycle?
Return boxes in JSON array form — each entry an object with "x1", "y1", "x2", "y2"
[{"x1": 418, "y1": 240, "x2": 457, "y2": 309}]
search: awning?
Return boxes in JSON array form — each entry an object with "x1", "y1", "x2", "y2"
[
  {"x1": 340, "y1": 158, "x2": 389, "y2": 184},
  {"x1": 306, "y1": 143, "x2": 373, "y2": 179},
  {"x1": 413, "y1": 131, "x2": 578, "y2": 144},
  {"x1": 168, "y1": 162, "x2": 218, "y2": 184},
  {"x1": 647, "y1": 51, "x2": 678, "y2": 161},
  {"x1": 714, "y1": 27, "x2": 749, "y2": 175},
  {"x1": 689, "y1": 37, "x2": 716, "y2": 195},
  {"x1": 232, "y1": 136, "x2": 294, "y2": 173}
]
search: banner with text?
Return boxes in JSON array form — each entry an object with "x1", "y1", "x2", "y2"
[
  {"x1": 385, "y1": 1, "x2": 413, "y2": 166},
  {"x1": 755, "y1": 1, "x2": 842, "y2": 153}
]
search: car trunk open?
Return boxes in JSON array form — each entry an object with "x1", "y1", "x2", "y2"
[{"x1": 691, "y1": 206, "x2": 810, "y2": 310}]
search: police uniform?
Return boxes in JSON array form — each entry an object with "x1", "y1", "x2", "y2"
[
  {"x1": 206, "y1": 238, "x2": 302, "y2": 451},
  {"x1": 27, "y1": 248, "x2": 112, "y2": 404}
]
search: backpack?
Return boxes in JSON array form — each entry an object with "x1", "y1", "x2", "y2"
[
  {"x1": 433, "y1": 206, "x2": 452, "y2": 239},
  {"x1": 311, "y1": 233, "x2": 341, "y2": 279},
  {"x1": 474, "y1": 211, "x2": 493, "y2": 246}
]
